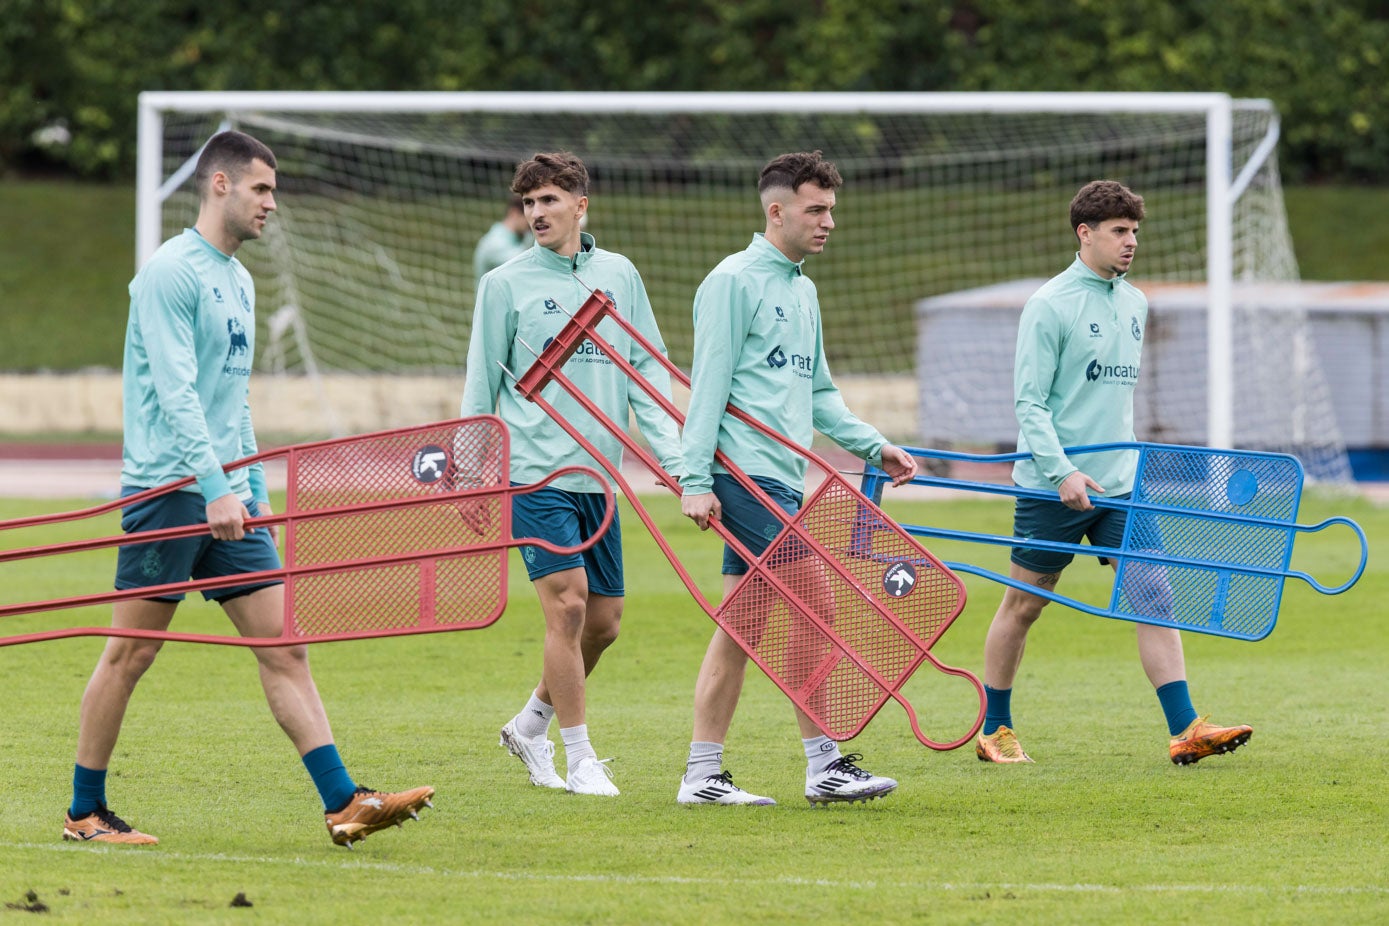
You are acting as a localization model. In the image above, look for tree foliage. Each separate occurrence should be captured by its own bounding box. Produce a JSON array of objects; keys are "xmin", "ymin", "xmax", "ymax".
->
[{"xmin": 4, "ymin": 0, "xmax": 1386, "ymax": 180}]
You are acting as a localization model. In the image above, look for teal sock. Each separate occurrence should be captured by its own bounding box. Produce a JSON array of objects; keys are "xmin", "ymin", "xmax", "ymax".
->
[
  {"xmin": 302, "ymin": 744, "xmax": 357, "ymax": 812},
  {"xmin": 1156, "ymin": 680, "xmax": 1199, "ymax": 736},
  {"xmin": 70, "ymin": 764, "xmax": 107, "ymax": 818},
  {"xmin": 983, "ymin": 685, "xmax": 1013, "ymax": 735}
]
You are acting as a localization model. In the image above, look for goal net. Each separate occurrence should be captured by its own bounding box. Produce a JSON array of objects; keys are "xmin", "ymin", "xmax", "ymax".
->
[{"xmin": 137, "ymin": 92, "xmax": 1351, "ymax": 481}]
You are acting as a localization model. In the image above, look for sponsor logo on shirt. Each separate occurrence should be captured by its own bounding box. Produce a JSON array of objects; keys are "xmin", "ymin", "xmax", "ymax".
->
[
  {"xmin": 212, "ymin": 286, "xmax": 224, "ymax": 303},
  {"xmin": 1089, "ymin": 322, "xmax": 1103, "ymax": 339},
  {"xmin": 543, "ymin": 298, "xmax": 564, "ymax": 315},
  {"xmin": 1086, "ymin": 358, "xmax": 1140, "ymax": 386},
  {"xmin": 774, "ymin": 305, "xmax": 787, "ymax": 322},
  {"xmin": 766, "ymin": 345, "xmax": 813, "ymax": 378},
  {"xmin": 227, "ymin": 318, "xmax": 249, "ymax": 357},
  {"xmin": 223, "ymin": 319, "xmax": 252, "ymax": 376},
  {"xmin": 540, "ymin": 336, "xmax": 612, "ymax": 366},
  {"xmin": 1131, "ymin": 316, "xmax": 1142, "ymax": 341},
  {"xmin": 239, "ymin": 287, "xmax": 252, "ymax": 313}
]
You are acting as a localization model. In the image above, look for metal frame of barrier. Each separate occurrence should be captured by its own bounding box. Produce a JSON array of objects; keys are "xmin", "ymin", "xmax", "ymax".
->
[
  {"xmin": 861, "ymin": 443, "xmax": 1367, "ymax": 641},
  {"xmin": 507, "ymin": 287, "xmax": 983, "ymax": 749},
  {"xmin": 0, "ymin": 416, "xmax": 614, "ymax": 647}
]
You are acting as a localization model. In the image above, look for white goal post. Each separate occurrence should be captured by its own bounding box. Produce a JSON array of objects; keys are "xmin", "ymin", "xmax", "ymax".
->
[{"xmin": 135, "ymin": 91, "xmax": 1349, "ymax": 479}]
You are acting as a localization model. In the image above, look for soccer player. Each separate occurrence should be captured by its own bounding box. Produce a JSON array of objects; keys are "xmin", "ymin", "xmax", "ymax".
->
[
  {"xmin": 472, "ymin": 193, "xmax": 532, "ymax": 283},
  {"xmin": 973, "ymin": 179, "xmax": 1253, "ymax": 766},
  {"xmin": 460, "ymin": 151, "xmax": 681, "ymax": 796},
  {"xmin": 676, "ymin": 151, "xmax": 919, "ymax": 806},
  {"xmin": 62, "ymin": 131, "xmax": 434, "ymax": 848}
]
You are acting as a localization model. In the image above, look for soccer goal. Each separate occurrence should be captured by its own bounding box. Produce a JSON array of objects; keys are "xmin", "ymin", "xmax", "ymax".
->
[{"xmin": 135, "ymin": 91, "xmax": 1350, "ymax": 480}]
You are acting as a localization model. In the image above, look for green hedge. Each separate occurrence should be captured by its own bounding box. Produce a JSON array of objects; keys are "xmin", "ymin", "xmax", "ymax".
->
[{"xmin": 4, "ymin": 0, "xmax": 1387, "ymax": 182}]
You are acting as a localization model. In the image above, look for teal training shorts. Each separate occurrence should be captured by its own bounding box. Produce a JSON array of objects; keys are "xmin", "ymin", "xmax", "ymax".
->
[
  {"xmin": 1010, "ymin": 492, "xmax": 1131, "ymax": 574},
  {"xmin": 511, "ymin": 484, "xmax": 624, "ymax": 596},
  {"xmin": 114, "ymin": 486, "xmax": 281, "ymax": 603}
]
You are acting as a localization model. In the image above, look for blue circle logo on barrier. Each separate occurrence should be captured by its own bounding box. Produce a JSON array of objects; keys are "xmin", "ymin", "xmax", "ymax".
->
[{"xmin": 1226, "ymin": 469, "xmax": 1259, "ymax": 507}]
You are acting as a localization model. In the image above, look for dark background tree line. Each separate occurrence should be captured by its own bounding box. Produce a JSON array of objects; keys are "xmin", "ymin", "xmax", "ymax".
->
[{"xmin": 3, "ymin": 0, "xmax": 1386, "ymax": 182}]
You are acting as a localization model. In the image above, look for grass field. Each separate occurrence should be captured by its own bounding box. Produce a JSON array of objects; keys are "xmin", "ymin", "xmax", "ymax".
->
[{"xmin": 0, "ymin": 490, "xmax": 1383, "ymax": 924}]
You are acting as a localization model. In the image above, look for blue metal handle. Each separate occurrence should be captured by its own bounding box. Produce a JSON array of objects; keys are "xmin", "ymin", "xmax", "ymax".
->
[
  {"xmin": 1286, "ymin": 516, "xmax": 1368, "ymax": 594},
  {"xmin": 861, "ymin": 441, "xmax": 1361, "ymax": 602},
  {"xmin": 932, "ymin": 560, "xmax": 1277, "ymax": 637}
]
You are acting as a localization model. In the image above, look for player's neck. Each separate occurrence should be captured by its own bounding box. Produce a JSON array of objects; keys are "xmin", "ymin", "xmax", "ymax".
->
[
  {"xmin": 548, "ymin": 232, "xmax": 583, "ymax": 259},
  {"xmin": 194, "ymin": 216, "xmax": 241, "ymax": 257},
  {"xmin": 1078, "ymin": 251, "xmax": 1118, "ymax": 280},
  {"xmin": 763, "ymin": 228, "xmax": 806, "ymax": 264}
]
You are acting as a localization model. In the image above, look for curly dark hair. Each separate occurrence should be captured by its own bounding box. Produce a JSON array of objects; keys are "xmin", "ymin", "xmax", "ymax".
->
[
  {"xmin": 512, "ymin": 151, "xmax": 589, "ymax": 197},
  {"xmin": 758, "ymin": 150, "xmax": 843, "ymax": 195},
  {"xmin": 1070, "ymin": 180, "xmax": 1145, "ymax": 232}
]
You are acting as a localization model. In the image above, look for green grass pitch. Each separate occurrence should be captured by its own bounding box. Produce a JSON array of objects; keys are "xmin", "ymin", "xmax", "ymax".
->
[{"xmin": 0, "ymin": 491, "xmax": 1384, "ymax": 924}]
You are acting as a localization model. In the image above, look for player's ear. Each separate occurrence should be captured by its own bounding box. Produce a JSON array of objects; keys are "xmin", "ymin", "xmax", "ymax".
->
[{"xmin": 576, "ymin": 195, "xmax": 588, "ymax": 219}]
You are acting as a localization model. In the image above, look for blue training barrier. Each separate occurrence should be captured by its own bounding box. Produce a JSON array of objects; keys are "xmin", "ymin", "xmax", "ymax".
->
[{"xmin": 860, "ymin": 443, "xmax": 1367, "ymax": 641}]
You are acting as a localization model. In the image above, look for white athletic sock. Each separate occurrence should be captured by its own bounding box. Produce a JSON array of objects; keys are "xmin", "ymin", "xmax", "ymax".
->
[
  {"xmin": 560, "ymin": 724, "xmax": 597, "ymax": 767},
  {"xmin": 514, "ymin": 691, "xmax": 554, "ymax": 739},
  {"xmin": 684, "ymin": 741, "xmax": 724, "ymax": 784},
  {"xmin": 803, "ymin": 735, "xmax": 842, "ymax": 776}
]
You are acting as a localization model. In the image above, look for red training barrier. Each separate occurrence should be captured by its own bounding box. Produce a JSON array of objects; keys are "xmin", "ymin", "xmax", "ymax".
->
[
  {"xmin": 508, "ymin": 289, "xmax": 982, "ymax": 749},
  {"xmin": 0, "ymin": 416, "xmax": 612, "ymax": 648}
]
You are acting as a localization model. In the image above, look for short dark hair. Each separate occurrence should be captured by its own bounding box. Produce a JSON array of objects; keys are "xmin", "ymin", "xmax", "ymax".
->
[
  {"xmin": 1070, "ymin": 180, "xmax": 1145, "ymax": 232},
  {"xmin": 505, "ymin": 193, "xmax": 524, "ymax": 213},
  {"xmin": 194, "ymin": 131, "xmax": 276, "ymax": 200},
  {"xmin": 758, "ymin": 150, "xmax": 843, "ymax": 195},
  {"xmin": 512, "ymin": 152, "xmax": 589, "ymax": 197}
]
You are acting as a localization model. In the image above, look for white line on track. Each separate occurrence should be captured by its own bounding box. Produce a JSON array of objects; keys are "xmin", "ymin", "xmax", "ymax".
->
[{"xmin": 3, "ymin": 842, "xmax": 1385, "ymax": 896}]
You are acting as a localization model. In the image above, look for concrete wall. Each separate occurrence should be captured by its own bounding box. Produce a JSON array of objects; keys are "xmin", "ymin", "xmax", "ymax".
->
[{"xmin": 0, "ymin": 373, "xmax": 918, "ymax": 444}]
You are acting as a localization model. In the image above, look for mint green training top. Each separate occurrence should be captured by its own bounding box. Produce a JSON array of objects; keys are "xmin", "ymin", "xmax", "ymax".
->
[
  {"xmin": 121, "ymin": 228, "xmax": 266, "ymax": 505},
  {"xmin": 472, "ymin": 221, "xmax": 531, "ymax": 285},
  {"xmin": 1012, "ymin": 255, "xmax": 1146, "ymax": 495},
  {"xmin": 460, "ymin": 232, "xmax": 682, "ymax": 492},
  {"xmin": 681, "ymin": 234, "xmax": 886, "ymax": 497}
]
